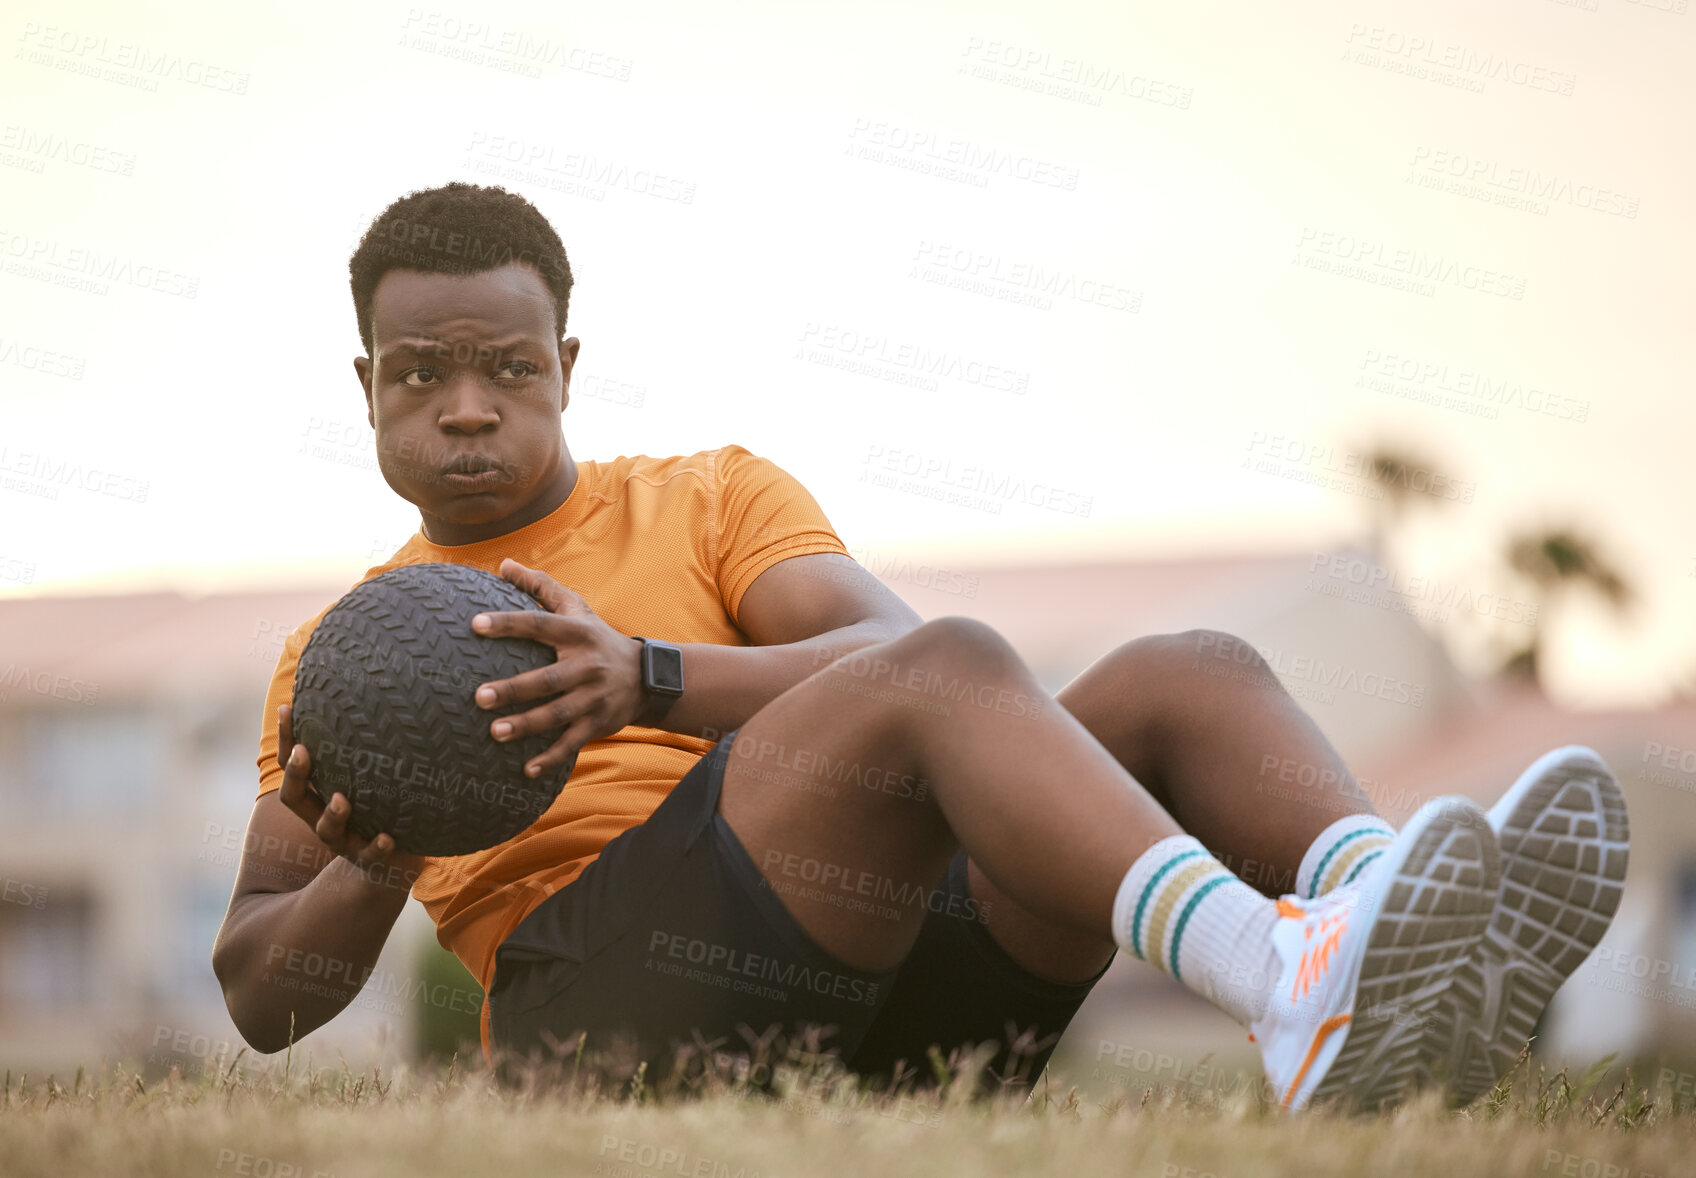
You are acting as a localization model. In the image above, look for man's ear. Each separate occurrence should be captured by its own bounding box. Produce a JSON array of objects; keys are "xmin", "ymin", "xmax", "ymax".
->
[
  {"xmin": 355, "ymin": 355, "xmax": 374, "ymax": 428},
  {"xmin": 558, "ymin": 336, "xmax": 581, "ymax": 413}
]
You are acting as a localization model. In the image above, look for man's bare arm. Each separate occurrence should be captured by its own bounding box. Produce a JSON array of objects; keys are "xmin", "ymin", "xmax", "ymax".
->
[
  {"xmin": 656, "ymin": 551, "xmax": 924, "ymax": 739},
  {"xmin": 212, "ymin": 711, "xmax": 424, "ymax": 1053},
  {"xmin": 474, "ymin": 553, "xmax": 925, "ymax": 771}
]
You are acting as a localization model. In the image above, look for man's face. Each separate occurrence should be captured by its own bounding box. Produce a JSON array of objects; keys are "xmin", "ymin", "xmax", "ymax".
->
[{"xmin": 355, "ymin": 263, "xmax": 579, "ymax": 541}]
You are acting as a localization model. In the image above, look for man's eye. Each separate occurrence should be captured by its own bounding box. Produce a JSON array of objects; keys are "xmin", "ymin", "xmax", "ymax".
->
[
  {"xmin": 401, "ymin": 368, "xmax": 439, "ymax": 387},
  {"xmin": 499, "ymin": 362, "xmax": 535, "ymax": 379}
]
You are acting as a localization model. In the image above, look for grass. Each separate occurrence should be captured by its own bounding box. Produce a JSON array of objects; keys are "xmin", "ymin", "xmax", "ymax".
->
[{"xmin": 0, "ymin": 1045, "xmax": 1689, "ymax": 1178}]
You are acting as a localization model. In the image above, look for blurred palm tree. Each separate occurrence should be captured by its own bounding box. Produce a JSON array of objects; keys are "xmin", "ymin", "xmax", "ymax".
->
[
  {"xmin": 1361, "ymin": 444, "xmax": 1454, "ymax": 558},
  {"xmin": 1500, "ymin": 529, "xmax": 1634, "ymax": 684}
]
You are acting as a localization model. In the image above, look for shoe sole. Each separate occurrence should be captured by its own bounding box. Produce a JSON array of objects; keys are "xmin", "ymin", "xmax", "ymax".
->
[
  {"xmin": 1301, "ymin": 798, "xmax": 1498, "ymax": 1112},
  {"xmin": 1418, "ymin": 746, "xmax": 1630, "ymax": 1106}
]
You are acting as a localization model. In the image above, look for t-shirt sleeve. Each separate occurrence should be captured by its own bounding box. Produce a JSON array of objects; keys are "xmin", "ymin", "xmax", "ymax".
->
[
  {"xmin": 255, "ymin": 608, "xmax": 329, "ymax": 799},
  {"xmin": 713, "ymin": 445, "xmax": 849, "ymax": 625}
]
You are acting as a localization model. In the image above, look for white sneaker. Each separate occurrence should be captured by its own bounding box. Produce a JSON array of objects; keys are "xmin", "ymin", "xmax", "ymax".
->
[
  {"xmin": 1252, "ymin": 796, "xmax": 1498, "ymax": 1112},
  {"xmin": 1415, "ymin": 746, "xmax": 1630, "ymax": 1106}
]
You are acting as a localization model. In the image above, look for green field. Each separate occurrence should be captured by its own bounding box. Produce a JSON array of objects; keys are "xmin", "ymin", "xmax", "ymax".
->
[{"xmin": 0, "ymin": 1048, "xmax": 1689, "ymax": 1178}]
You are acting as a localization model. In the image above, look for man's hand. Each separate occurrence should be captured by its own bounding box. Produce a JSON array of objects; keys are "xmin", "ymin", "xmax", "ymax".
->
[
  {"xmin": 472, "ymin": 558, "xmax": 648, "ymax": 778},
  {"xmin": 275, "ymin": 703, "xmax": 426, "ymax": 884}
]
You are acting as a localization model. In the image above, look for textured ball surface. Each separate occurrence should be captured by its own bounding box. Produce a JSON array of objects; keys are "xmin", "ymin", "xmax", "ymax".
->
[{"xmin": 291, "ymin": 562, "xmax": 574, "ymax": 856}]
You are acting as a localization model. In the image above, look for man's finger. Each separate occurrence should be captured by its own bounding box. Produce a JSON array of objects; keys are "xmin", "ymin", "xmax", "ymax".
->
[
  {"xmin": 488, "ymin": 690, "xmax": 581, "ymax": 743},
  {"xmin": 498, "ymin": 558, "xmax": 589, "ymax": 616},
  {"xmin": 523, "ymin": 726, "xmax": 586, "ymax": 778},
  {"xmin": 316, "ymin": 791, "xmax": 352, "ymax": 847},
  {"xmin": 277, "ymin": 704, "xmax": 295, "ymax": 772},
  {"xmin": 472, "ymin": 608, "xmax": 588, "ymax": 645},
  {"xmin": 476, "ymin": 659, "xmax": 589, "ymax": 710},
  {"xmin": 279, "ymin": 743, "xmax": 326, "ymax": 829}
]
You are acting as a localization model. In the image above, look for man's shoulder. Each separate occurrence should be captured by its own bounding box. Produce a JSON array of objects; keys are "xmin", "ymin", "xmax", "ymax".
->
[{"xmin": 593, "ymin": 445, "xmax": 763, "ymax": 489}]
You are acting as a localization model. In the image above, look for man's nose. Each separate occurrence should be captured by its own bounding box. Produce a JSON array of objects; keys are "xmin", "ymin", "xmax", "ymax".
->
[{"xmin": 437, "ymin": 372, "xmax": 500, "ymax": 434}]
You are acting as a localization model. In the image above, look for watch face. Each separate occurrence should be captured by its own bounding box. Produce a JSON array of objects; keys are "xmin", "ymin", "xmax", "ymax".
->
[{"xmin": 647, "ymin": 642, "xmax": 684, "ymax": 694}]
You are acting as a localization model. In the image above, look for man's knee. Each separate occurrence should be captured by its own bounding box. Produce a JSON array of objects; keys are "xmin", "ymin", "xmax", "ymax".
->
[
  {"xmin": 1170, "ymin": 628, "xmax": 1269, "ymax": 676},
  {"xmin": 889, "ymin": 615, "xmax": 1020, "ymax": 679},
  {"xmin": 1097, "ymin": 629, "xmax": 1268, "ymax": 680}
]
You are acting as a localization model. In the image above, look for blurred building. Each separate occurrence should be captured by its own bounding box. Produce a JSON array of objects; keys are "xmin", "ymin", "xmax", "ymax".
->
[{"xmin": 0, "ymin": 547, "xmax": 1690, "ymax": 1081}]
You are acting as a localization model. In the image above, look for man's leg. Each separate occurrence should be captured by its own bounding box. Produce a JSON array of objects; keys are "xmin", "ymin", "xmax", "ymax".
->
[
  {"xmin": 966, "ymin": 628, "xmax": 1383, "ymax": 986},
  {"xmin": 716, "ymin": 616, "xmax": 1495, "ymax": 1112},
  {"xmin": 716, "ymin": 616, "xmax": 1182, "ymax": 975},
  {"xmin": 847, "ymin": 627, "xmax": 1389, "ymax": 1090}
]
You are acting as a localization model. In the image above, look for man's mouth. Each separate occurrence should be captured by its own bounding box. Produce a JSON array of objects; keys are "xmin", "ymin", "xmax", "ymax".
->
[{"xmin": 440, "ymin": 455, "xmax": 507, "ymax": 488}]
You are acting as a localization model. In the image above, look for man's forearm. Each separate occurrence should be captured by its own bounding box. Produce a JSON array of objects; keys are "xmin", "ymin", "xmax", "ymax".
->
[
  {"xmin": 213, "ymin": 854, "xmax": 415, "ymax": 1052},
  {"xmin": 654, "ymin": 618, "xmax": 915, "ymax": 741}
]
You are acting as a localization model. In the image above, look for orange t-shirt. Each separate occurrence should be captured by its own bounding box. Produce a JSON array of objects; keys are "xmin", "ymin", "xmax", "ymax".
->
[{"xmin": 255, "ymin": 445, "xmax": 849, "ymax": 1054}]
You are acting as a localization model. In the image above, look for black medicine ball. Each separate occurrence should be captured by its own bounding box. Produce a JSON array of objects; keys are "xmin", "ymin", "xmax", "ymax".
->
[{"xmin": 291, "ymin": 562, "xmax": 575, "ymax": 856}]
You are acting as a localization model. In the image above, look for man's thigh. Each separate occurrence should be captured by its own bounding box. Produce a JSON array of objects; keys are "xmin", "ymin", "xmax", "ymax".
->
[
  {"xmin": 489, "ymin": 731, "xmax": 899, "ymax": 1080},
  {"xmin": 714, "ymin": 657, "xmax": 959, "ymax": 973},
  {"xmin": 845, "ymin": 849, "xmax": 1111, "ymax": 1091}
]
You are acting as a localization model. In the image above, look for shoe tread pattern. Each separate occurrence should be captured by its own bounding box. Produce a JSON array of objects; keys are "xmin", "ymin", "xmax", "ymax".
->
[{"xmin": 1425, "ymin": 751, "xmax": 1628, "ymax": 1107}]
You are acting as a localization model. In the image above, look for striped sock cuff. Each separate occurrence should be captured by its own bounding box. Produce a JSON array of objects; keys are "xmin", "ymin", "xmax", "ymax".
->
[
  {"xmin": 1296, "ymin": 813, "xmax": 1396, "ymax": 899},
  {"xmin": 1113, "ymin": 835, "xmax": 1241, "ymax": 977}
]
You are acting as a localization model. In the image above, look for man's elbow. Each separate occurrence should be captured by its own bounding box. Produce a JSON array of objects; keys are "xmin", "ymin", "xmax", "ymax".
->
[{"xmin": 211, "ymin": 939, "xmax": 290, "ymax": 1055}]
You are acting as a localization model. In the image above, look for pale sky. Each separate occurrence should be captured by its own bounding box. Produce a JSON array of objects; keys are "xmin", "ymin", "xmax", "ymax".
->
[{"xmin": 2, "ymin": 0, "xmax": 1691, "ymax": 706}]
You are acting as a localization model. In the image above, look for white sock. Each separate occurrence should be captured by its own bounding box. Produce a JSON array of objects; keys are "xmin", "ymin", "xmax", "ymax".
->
[
  {"xmin": 1296, "ymin": 814, "xmax": 1396, "ymax": 899},
  {"xmin": 1113, "ymin": 835, "xmax": 1282, "ymax": 1026}
]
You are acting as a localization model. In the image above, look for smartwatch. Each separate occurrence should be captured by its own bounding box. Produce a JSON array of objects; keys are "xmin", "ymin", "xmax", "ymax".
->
[{"xmin": 631, "ymin": 636, "xmax": 684, "ymax": 726}]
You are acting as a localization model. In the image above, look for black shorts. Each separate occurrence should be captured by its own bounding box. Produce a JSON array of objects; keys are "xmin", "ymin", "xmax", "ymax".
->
[{"xmin": 488, "ymin": 730, "xmax": 1110, "ymax": 1089}]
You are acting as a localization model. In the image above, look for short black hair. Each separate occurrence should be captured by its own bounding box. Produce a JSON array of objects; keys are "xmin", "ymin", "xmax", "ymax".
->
[{"xmin": 348, "ymin": 182, "xmax": 573, "ymax": 354}]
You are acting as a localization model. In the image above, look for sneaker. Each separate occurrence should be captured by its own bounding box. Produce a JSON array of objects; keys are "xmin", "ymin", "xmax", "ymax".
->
[
  {"xmin": 1415, "ymin": 746, "xmax": 1629, "ymax": 1106},
  {"xmin": 1252, "ymin": 796, "xmax": 1498, "ymax": 1112}
]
